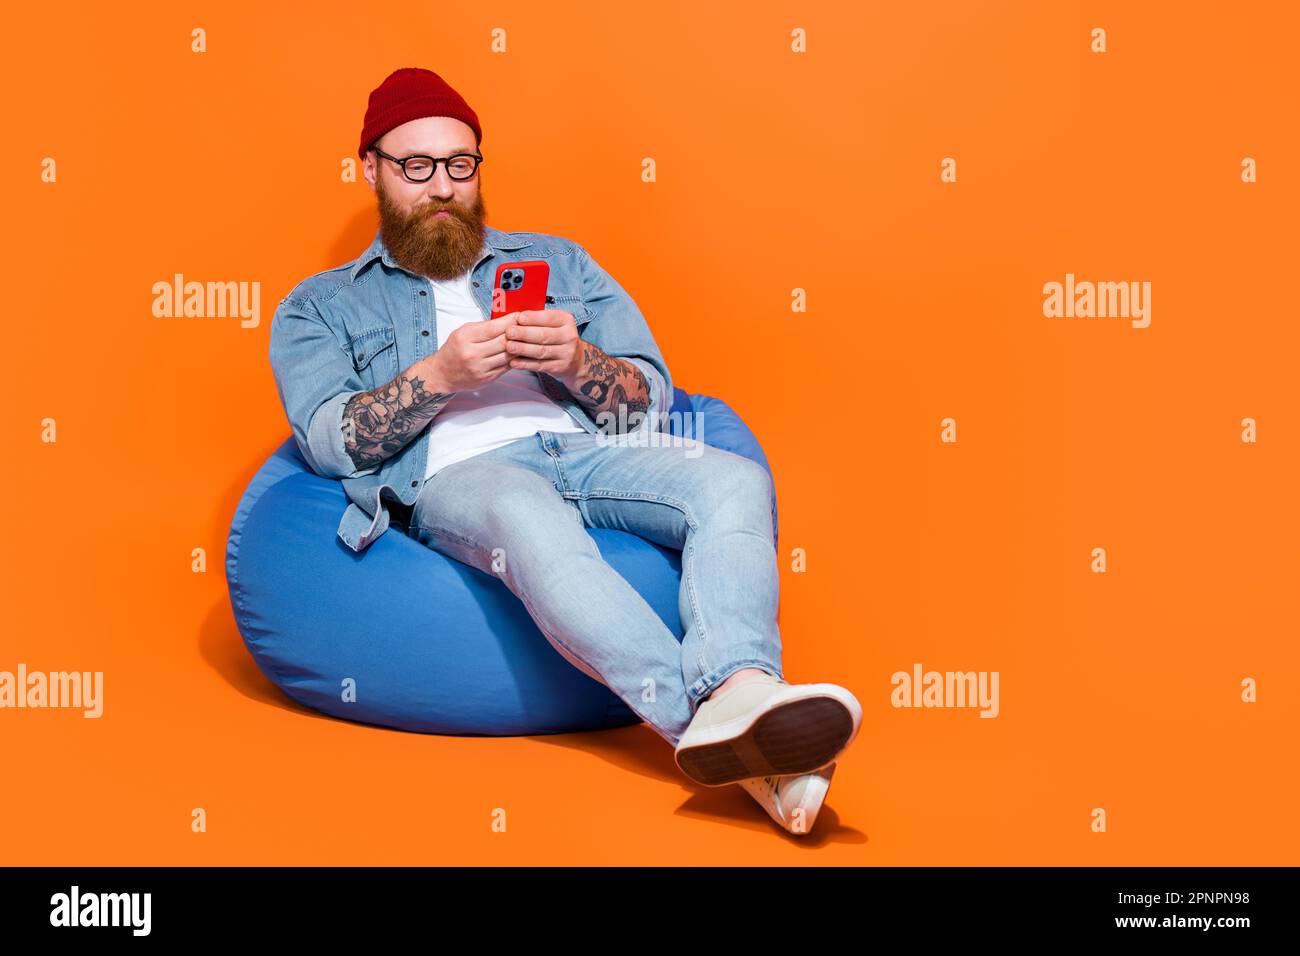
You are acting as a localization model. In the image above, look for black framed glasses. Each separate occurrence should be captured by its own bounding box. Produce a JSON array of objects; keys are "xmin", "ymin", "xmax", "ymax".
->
[{"xmin": 370, "ymin": 146, "xmax": 484, "ymax": 183}]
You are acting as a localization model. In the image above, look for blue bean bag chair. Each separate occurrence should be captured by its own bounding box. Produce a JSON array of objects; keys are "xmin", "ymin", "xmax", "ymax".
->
[{"xmin": 226, "ymin": 386, "xmax": 778, "ymax": 736}]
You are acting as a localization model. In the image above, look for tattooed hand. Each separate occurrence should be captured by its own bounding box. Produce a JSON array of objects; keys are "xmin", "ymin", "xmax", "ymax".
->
[
  {"xmin": 502, "ymin": 308, "xmax": 584, "ymax": 381},
  {"xmin": 504, "ymin": 308, "xmax": 650, "ymax": 428},
  {"xmin": 430, "ymin": 313, "xmax": 518, "ymax": 392}
]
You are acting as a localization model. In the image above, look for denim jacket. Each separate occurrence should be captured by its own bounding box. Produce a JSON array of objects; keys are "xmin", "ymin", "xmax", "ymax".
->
[{"xmin": 267, "ymin": 226, "xmax": 673, "ymax": 554}]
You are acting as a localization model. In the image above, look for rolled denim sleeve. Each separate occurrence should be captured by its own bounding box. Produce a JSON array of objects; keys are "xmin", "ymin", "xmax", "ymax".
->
[
  {"xmin": 306, "ymin": 387, "xmax": 374, "ymax": 478},
  {"xmin": 268, "ymin": 294, "xmax": 379, "ymax": 480},
  {"xmin": 574, "ymin": 241, "xmax": 673, "ymax": 433},
  {"xmin": 623, "ymin": 356, "xmax": 668, "ymax": 432}
]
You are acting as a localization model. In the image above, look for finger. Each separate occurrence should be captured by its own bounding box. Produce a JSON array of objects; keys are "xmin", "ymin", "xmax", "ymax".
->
[
  {"xmin": 506, "ymin": 338, "xmax": 547, "ymax": 359},
  {"xmin": 517, "ymin": 309, "xmax": 567, "ymax": 327},
  {"xmin": 510, "ymin": 353, "xmax": 569, "ymax": 370},
  {"xmin": 461, "ymin": 333, "xmax": 511, "ymax": 365},
  {"xmin": 465, "ymin": 323, "xmax": 518, "ymax": 354},
  {"xmin": 467, "ymin": 314, "xmax": 518, "ymax": 341},
  {"xmin": 506, "ymin": 323, "xmax": 558, "ymax": 344},
  {"xmin": 479, "ymin": 331, "xmax": 516, "ymax": 356}
]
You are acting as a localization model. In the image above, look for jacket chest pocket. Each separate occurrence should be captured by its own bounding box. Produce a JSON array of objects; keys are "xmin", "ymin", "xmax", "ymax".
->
[{"xmin": 342, "ymin": 325, "xmax": 398, "ymax": 386}]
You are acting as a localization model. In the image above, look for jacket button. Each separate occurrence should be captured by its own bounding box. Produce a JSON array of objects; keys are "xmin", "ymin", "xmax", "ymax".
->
[
  {"xmin": 410, "ymin": 480, "xmax": 418, "ymax": 487},
  {"xmin": 421, "ymin": 329, "xmax": 429, "ymax": 336},
  {"xmin": 357, "ymin": 352, "xmax": 365, "ymax": 360},
  {"xmin": 472, "ymin": 281, "xmax": 479, "ymax": 287},
  {"xmin": 419, "ymin": 290, "xmax": 427, "ymax": 296}
]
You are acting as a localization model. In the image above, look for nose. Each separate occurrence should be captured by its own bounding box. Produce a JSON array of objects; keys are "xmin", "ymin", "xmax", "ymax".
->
[{"xmin": 424, "ymin": 164, "xmax": 457, "ymax": 199}]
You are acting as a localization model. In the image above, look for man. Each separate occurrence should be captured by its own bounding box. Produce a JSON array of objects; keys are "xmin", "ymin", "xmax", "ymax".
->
[{"xmin": 268, "ymin": 67, "xmax": 863, "ymax": 835}]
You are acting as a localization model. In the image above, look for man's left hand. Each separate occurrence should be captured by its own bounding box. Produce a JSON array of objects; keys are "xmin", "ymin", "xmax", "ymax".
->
[{"xmin": 503, "ymin": 309, "xmax": 584, "ymax": 386}]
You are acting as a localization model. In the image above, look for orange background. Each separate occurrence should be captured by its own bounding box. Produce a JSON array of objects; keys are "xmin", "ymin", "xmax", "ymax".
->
[{"xmin": 3, "ymin": 0, "xmax": 1296, "ymax": 864}]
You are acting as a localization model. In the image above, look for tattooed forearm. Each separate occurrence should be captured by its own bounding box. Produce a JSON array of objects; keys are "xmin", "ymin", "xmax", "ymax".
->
[
  {"xmin": 340, "ymin": 366, "xmax": 455, "ymax": 472},
  {"xmin": 565, "ymin": 341, "xmax": 651, "ymax": 429}
]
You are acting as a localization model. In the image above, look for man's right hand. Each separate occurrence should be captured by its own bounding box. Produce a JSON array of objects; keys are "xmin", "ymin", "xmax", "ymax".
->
[{"xmin": 428, "ymin": 313, "xmax": 519, "ymax": 392}]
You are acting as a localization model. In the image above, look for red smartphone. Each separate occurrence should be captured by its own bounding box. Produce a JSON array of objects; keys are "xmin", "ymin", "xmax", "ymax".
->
[{"xmin": 489, "ymin": 260, "xmax": 551, "ymax": 320}]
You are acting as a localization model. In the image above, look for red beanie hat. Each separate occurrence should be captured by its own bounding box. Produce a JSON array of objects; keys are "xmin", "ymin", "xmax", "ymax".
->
[{"xmin": 358, "ymin": 67, "xmax": 482, "ymax": 160}]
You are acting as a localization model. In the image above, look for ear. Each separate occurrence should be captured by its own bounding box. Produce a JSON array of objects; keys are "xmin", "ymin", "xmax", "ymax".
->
[{"xmin": 361, "ymin": 151, "xmax": 380, "ymax": 190}]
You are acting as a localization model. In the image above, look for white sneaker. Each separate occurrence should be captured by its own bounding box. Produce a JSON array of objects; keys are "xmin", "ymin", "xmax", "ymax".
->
[
  {"xmin": 674, "ymin": 673, "xmax": 862, "ymax": 786},
  {"xmin": 739, "ymin": 763, "xmax": 836, "ymax": 835}
]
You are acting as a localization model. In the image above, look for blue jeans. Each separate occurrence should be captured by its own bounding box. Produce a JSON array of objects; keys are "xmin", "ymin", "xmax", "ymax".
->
[{"xmin": 408, "ymin": 428, "xmax": 785, "ymax": 747}]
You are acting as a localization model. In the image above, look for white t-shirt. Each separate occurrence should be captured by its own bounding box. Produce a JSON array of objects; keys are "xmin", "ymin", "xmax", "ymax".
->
[{"xmin": 422, "ymin": 272, "xmax": 586, "ymax": 480}]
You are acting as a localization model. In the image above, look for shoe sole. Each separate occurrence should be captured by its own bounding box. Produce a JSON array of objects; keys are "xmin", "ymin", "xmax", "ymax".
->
[{"xmin": 676, "ymin": 695, "xmax": 856, "ymax": 787}]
